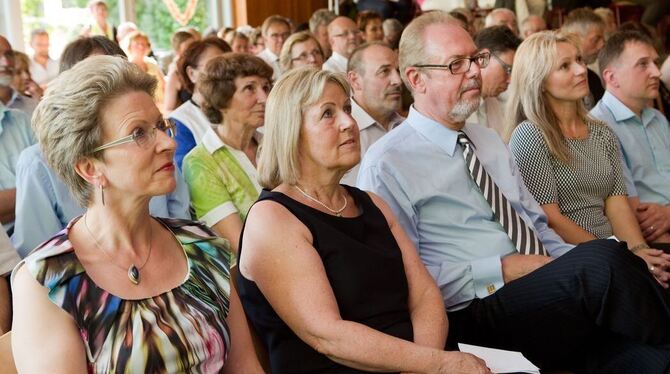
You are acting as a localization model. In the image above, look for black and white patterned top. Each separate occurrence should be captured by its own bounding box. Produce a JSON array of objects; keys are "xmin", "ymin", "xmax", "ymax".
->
[{"xmin": 509, "ymin": 120, "xmax": 628, "ymax": 239}]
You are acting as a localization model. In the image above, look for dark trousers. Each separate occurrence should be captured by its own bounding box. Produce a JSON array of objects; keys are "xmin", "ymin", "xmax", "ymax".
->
[{"xmin": 445, "ymin": 240, "xmax": 670, "ymax": 373}]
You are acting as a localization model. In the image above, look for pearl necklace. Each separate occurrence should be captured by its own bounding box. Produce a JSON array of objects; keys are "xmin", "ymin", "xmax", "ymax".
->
[
  {"xmin": 83, "ymin": 213, "xmax": 153, "ymax": 285},
  {"xmin": 294, "ymin": 185, "xmax": 348, "ymax": 217}
]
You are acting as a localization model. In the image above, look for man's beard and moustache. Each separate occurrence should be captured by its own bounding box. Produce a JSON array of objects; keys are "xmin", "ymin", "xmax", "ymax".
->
[{"xmin": 447, "ymin": 78, "xmax": 481, "ymax": 123}]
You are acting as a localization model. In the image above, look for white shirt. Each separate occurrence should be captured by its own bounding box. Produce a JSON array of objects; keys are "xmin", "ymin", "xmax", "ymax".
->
[
  {"xmin": 29, "ymin": 57, "xmax": 59, "ymax": 87},
  {"xmin": 322, "ymin": 52, "xmax": 348, "ymax": 74},
  {"xmin": 341, "ymin": 99, "xmax": 404, "ymax": 185},
  {"xmin": 257, "ymin": 48, "xmax": 281, "ymax": 81}
]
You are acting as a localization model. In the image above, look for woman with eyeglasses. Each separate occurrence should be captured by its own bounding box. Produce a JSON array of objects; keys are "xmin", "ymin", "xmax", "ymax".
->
[
  {"xmin": 11, "ymin": 56, "xmax": 262, "ymax": 373},
  {"xmin": 504, "ymin": 31, "xmax": 670, "ymax": 286},
  {"xmin": 279, "ymin": 31, "xmax": 325, "ymax": 73},
  {"xmin": 182, "ymin": 53, "xmax": 272, "ymax": 255}
]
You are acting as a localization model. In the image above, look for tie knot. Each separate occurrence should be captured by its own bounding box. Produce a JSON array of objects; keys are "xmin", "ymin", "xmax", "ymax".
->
[{"xmin": 457, "ymin": 131, "xmax": 472, "ymax": 147}]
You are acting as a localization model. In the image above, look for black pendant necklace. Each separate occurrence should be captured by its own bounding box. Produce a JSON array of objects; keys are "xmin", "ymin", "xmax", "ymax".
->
[{"xmin": 83, "ymin": 213, "xmax": 153, "ymax": 285}]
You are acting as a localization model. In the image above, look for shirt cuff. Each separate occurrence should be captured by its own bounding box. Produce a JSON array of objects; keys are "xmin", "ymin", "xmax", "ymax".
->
[
  {"xmin": 200, "ymin": 201, "xmax": 238, "ymax": 228},
  {"xmin": 471, "ymin": 255, "xmax": 505, "ymax": 298}
]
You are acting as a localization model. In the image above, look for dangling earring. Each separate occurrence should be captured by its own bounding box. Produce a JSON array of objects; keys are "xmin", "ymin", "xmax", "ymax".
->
[{"xmin": 100, "ymin": 184, "xmax": 105, "ymax": 206}]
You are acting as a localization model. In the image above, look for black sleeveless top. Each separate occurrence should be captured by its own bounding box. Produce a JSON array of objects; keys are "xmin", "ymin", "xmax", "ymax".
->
[{"xmin": 237, "ymin": 185, "xmax": 413, "ymax": 373}]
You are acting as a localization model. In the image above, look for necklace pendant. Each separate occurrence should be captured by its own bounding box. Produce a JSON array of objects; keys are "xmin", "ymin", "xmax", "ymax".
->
[{"xmin": 128, "ymin": 265, "xmax": 140, "ymax": 285}]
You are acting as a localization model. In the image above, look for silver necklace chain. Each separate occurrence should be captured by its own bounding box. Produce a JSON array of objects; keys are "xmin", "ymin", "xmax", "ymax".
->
[
  {"xmin": 294, "ymin": 185, "xmax": 348, "ymax": 217},
  {"xmin": 82, "ymin": 213, "xmax": 153, "ymax": 284}
]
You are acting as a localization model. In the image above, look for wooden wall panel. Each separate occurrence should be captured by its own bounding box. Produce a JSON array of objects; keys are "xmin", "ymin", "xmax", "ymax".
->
[{"xmin": 233, "ymin": 0, "xmax": 329, "ymax": 28}]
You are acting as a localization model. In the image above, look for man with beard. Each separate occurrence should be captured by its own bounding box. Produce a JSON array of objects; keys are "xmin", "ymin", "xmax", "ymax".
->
[
  {"xmin": 341, "ymin": 42, "xmax": 404, "ymax": 185},
  {"xmin": 358, "ymin": 12, "xmax": 670, "ymax": 372},
  {"xmin": 323, "ymin": 17, "xmax": 361, "ymax": 74}
]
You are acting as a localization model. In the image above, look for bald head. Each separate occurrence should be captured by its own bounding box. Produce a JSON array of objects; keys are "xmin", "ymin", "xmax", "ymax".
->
[
  {"xmin": 485, "ymin": 8, "xmax": 519, "ymax": 36},
  {"xmin": 328, "ymin": 16, "xmax": 360, "ymax": 57},
  {"xmin": 521, "ymin": 15, "xmax": 546, "ymax": 39}
]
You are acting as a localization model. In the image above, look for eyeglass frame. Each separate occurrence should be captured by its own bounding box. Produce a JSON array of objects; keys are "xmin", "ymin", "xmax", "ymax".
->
[
  {"xmin": 331, "ymin": 30, "xmax": 361, "ymax": 39},
  {"xmin": 291, "ymin": 49, "xmax": 324, "ymax": 62},
  {"xmin": 413, "ymin": 51, "xmax": 491, "ymax": 75},
  {"xmin": 90, "ymin": 118, "xmax": 177, "ymax": 154},
  {"xmin": 491, "ymin": 52, "xmax": 512, "ymax": 76}
]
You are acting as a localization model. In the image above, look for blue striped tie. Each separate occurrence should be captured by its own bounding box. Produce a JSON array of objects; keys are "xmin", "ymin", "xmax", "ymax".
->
[{"xmin": 457, "ymin": 131, "xmax": 547, "ymax": 256}]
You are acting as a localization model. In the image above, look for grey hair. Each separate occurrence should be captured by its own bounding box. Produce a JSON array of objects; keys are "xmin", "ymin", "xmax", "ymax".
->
[
  {"xmin": 309, "ymin": 9, "xmax": 337, "ymax": 33},
  {"xmin": 258, "ymin": 67, "xmax": 350, "ymax": 189},
  {"xmin": 32, "ymin": 55, "xmax": 157, "ymax": 206},
  {"xmin": 485, "ymin": 8, "xmax": 516, "ymax": 27}
]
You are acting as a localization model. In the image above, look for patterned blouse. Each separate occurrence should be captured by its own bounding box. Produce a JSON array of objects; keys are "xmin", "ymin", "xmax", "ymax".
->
[
  {"xmin": 182, "ymin": 127, "xmax": 262, "ymax": 228},
  {"xmin": 509, "ymin": 120, "xmax": 627, "ymax": 239},
  {"xmin": 19, "ymin": 217, "xmax": 233, "ymax": 373}
]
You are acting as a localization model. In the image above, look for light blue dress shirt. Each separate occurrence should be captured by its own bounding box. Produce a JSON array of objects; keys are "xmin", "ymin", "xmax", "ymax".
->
[
  {"xmin": 590, "ymin": 91, "xmax": 670, "ymax": 205},
  {"xmin": 11, "ymin": 144, "xmax": 192, "ymax": 258},
  {"xmin": 0, "ymin": 105, "xmax": 35, "ymax": 233},
  {"xmin": 357, "ymin": 106, "xmax": 573, "ymax": 311}
]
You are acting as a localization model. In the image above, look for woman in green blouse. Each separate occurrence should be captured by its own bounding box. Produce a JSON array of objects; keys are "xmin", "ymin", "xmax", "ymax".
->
[{"xmin": 183, "ymin": 53, "xmax": 273, "ymax": 254}]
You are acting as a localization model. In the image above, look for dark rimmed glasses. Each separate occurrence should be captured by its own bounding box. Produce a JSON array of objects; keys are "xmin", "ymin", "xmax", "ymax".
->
[
  {"xmin": 91, "ymin": 118, "xmax": 176, "ymax": 153},
  {"xmin": 491, "ymin": 53, "xmax": 512, "ymax": 76},
  {"xmin": 413, "ymin": 51, "xmax": 491, "ymax": 75}
]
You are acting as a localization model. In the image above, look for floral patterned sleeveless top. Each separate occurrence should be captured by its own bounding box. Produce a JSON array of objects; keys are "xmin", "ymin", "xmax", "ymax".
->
[{"xmin": 20, "ymin": 217, "xmax": 232, "ymax": 373}]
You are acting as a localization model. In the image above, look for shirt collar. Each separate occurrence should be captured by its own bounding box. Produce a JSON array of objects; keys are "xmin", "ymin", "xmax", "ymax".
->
[
  {"xmin": 351, "ymin": 98, "xmax": 404, "ymax": 132},
  {"xmin": 406, "ymin": 106, "xmax": 459, "ymax": 156},
  {"xmin": 201, "ymin": 126, "xmax": 263, "ymax": 155},
  {"xmin": 602, "ymin": 90, "xmax": 657, "ymax": 127},
  {"xmin": 262, "ymin": 48, "xmax": 278, "ymax": 61},
  {"xmin": 331, "ymin": 52, "xmax": 348, "ymax": 64},
  {"xmin": 7, "ymin": 89, "xmax": 19, "ymax": 108}
]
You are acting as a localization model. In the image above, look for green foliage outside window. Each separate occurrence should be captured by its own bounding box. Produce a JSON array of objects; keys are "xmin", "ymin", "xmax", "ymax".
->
[{"xmin": 135, "ymin": 0, "xmax": 209, "ymax": 51}]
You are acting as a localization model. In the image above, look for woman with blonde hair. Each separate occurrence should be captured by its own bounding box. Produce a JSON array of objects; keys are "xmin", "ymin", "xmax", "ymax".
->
[
  {"xmin": 121, "ymin": 31, "xmax": 165, "ymax": 109},
  {"xmin": 279, "ymin": 31, "xmax": 324, "ymax": 73},
  {"xmin": 505, "ymin": 31, "xmax": 670, "ymax": 285},
  {"xmin": 236, "ymin": 67, "xmax": 490, "ymax": 373}
]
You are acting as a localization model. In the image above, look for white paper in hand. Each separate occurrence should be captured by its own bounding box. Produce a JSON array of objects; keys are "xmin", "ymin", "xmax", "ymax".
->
[{"xmin": 458, "ymin": 343, "xmax": 540, "ymax": 374}]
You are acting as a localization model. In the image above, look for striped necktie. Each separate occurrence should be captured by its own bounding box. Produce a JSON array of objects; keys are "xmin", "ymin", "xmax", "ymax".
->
[{"xmin": 457, "ymin": 131, "xmax": 547, "ymax": 256}]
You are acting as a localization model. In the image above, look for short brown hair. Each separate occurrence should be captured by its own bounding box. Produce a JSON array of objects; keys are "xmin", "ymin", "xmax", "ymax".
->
[
  {"xmin": 197, "ymin": 53, "xmax": 273, "ymax": 124},
  {"xmin": 262, "ymin": 15, "xmax": 290, "ymax": 36},
  {"xmin": 598, "ymin": 30, "xmax": 655, "ymax": 74},
  {"xmin": 59, "ymin": 36, "xmax": 126, "ymax": 73},
  {"xmin": 171, "ymin": 30, "xmax": 196, "ymax": 52},
  {"xmin": 357, "ymin": 10, "xmax": 383, "ymax": 32},
  {"xmin": 176, "ymin": 37, "xmax": 231, "ymax": 94}
]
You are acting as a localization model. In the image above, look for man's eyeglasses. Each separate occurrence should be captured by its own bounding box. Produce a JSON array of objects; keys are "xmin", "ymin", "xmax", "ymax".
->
[
  {"xmin": 91, "ymin": 118, "xmax": 176, "ymax": 153},
  {"xmin": 269, "ymin": 32, "xmax": 291, "ymax": 40},
  {"xmin": 491, "ymin": 53, "xmax": 512, "ymax": 76},
  {"xmin": 291, "ymin": 49, "xmax": 323, "ymax": 62},
  {"xmin": 413, "ymin": 51, "xmax": 491, "ymax": 75}
]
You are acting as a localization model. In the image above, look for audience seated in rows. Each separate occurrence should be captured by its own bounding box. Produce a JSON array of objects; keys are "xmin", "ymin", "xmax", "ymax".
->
[
  {"xmin": 358, "ymin": 11, "xmax": 670, "ymax": 372},
  {"xmin": 183, "ymin": 53, "xmax": 271, "ymax": 254}
]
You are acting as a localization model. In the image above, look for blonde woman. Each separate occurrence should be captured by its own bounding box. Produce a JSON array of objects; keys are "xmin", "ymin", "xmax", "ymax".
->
[
  {"xmin": 279, "ymin": 31, "xmax": 324, "ymax": 73},
  {"xmin": 121, "ymin": 31, "xmax": 165, "ymax": 109},
  {"xmin": 236, "ymin": 67, "xmax": 490, "ymax": 373},
  {"xmin": 504, "ymin": 31, "xmax": 670, "ymax": 286}
]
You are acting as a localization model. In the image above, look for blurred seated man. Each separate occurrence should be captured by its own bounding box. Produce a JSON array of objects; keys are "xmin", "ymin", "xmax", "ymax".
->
[
  {"xmin": 323, "ymin": 16, "xmax": 361, "ymax": 74},
  {"xmin": 485, "ymin": 8, "xmax": 519, "ymax": 36},
  {"xmin": 0, "ymin": 36, "xmax": 38, "ymax": 118},
  {"xmin": 467, "ymin": 25, "xmax": 521, "ymax": 137},
  {"xmin": 309, "ymin": 9, "xmax": 337, "ymax": 59},
  {"xmin": 561, "ymin": 8, "xmax": 606, "ymax": 109},
  {"xmin": 591, "ymin": 30, "xmax": 670, "ymax": 247},
  {"xmin": 28, "ymin": 29, "xmax": 59, "ymax": 89},
  {"xmin": 358, "ymin": 12, "xmax": 670, "ymax": 372},
  {"xmin": 520, "ymin": 15, "xmax": 547, "ymax": 39},
  {"xmin": 257, "ymin": 15, "xmax": 291, "ymax": 80},
  {"xmin": 342, "ymin": 42, "xmax": 404, "ymax": 185}
]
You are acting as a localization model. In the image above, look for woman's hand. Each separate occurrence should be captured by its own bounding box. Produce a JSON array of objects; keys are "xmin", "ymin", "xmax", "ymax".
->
[{"xmin": 634, "ymin": 247, "xmax": 670, "ymax": 288}]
